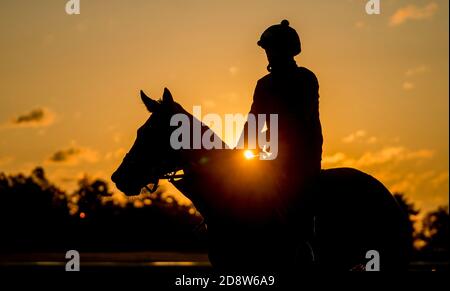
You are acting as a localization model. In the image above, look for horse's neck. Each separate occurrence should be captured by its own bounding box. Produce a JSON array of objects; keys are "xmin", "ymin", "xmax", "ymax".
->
[
  {"xmin": 181, "ymin": 149, "xmax": 228, "ymax": 175},
  {"xmin": 169, "ymin": 109, "xmax": 229, "ymax": 213},
  {"xmin": 170, "ymin": 148, "xmax": 222, "ymax": 219},
  {"xmin": 178, "ymin": 110, "xmax": 227, "ymax": 165}
]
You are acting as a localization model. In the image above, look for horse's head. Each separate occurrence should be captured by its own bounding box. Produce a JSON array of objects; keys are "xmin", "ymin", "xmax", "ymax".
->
[{"xmin": 111, "ymin": 88, "xmax": 185, "ymax": 196}]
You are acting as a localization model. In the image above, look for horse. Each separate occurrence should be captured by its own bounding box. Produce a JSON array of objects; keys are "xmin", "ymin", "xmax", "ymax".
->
[{"xmin": 111, "ymin": 88, "xmax": 412, "ymax": 271}]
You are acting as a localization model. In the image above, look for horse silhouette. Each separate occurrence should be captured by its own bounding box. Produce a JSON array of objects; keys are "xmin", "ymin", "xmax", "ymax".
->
[{"xmin": 111, "ymin": 88, "xmax": 411, "ymax": 271}]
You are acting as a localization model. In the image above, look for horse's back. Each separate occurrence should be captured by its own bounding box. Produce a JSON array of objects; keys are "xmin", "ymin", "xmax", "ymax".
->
[{"xmin": 312, "ymin": 168, "xmax": 412, "ymax": 270}]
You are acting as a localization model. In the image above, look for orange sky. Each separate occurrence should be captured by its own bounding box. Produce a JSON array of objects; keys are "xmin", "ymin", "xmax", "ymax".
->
[{"xmin": 0, "ymin": 0, "xmax": 448, "ymax": 213}]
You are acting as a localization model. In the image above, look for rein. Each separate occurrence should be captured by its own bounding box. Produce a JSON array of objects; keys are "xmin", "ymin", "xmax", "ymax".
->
[
  {"xmin": 144, "ymin": 170, "xmax": 185, "ymax": 193},
  {"xmin": 123, "ymin": 152, "xmax": 185, "ymax": 193}
]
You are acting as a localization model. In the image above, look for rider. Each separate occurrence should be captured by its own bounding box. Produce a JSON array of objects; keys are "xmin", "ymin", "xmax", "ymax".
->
[{"xmin": 239, "ymin": 19, "xmax": 323, "ymax": 240}]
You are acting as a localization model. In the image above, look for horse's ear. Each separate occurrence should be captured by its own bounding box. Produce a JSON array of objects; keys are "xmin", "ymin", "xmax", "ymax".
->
[
  {"xmin": 140, "ymin": 90, "xmax": 159, "ymax": 112},
  {"xmin": 162, "ymin": 87, "xmax": 174, "ymax": 104}
]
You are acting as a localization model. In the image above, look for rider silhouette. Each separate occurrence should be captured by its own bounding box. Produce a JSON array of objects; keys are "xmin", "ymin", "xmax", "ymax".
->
[{"xmin": 240, "ymin": 19, "xmax": 323, "ymax": 225}]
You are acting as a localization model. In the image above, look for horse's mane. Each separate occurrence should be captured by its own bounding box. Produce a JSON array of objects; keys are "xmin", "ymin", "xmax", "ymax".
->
[{"xmin": 173, "ymin": 101, "xmax": 228, "ymax": 150}]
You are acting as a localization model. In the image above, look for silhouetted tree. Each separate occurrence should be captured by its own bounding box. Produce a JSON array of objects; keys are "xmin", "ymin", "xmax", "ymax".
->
[
  {"xmin": 0, "ymin": 167, "xmax": 71, "ymax": 250},
  {"xmin": 419, "ymin": 206, "xmax": 449, "ymax": 253},
  {"xmin": 394, "ymin": 193, "xmax": 420, "ymax": 247},
  {"xmin": 72, "ymin": 176, "xmax": 112, "ymax": 219},
  {"xmin": 0, "ymin": 168, "xmax": 205, "ymax": 251}
]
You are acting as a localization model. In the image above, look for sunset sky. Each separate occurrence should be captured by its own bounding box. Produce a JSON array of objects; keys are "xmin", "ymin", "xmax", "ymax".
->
[{"xmin": 0, "ymin": 0, "xmax": 448, "ymax": 213}]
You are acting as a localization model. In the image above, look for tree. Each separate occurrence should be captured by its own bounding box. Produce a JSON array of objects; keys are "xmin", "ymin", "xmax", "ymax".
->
[
  {"xmin": 393, "ymin": 193, "xmax": 420, "ymax": 247},
  {"xmin": 71, "ymin": 176, "xmax": 112, "ymax": 219},
  {"xmin": 419, "ymin": 206, "xmax": 449, "ymax": 253},
  {"xmin": 0, "ymin": 167, "xmax": 71, "ymax": 249}
]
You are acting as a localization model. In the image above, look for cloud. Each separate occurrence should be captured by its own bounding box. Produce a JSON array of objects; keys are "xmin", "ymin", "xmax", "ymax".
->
[
  {"xmin": 105, "ymin": 148, "xmax": 126, "ymax": 161},
  {"xmin": 342, "ymin": 130, "xmax": 377, "ymax": 144},
  {"xmin": 403, "ymin": 81, "xmax": 415, "ymax": 90},
  {"xmin": 5, "ymin": 107, "xmax": 55, "ymax": 128},
  {"xmin": 342, "ymin": 130, "xmax": 366, "ymax": 143},
  {"xmin": 357, "ymin": 147, "xmax": 433, "ymax": 167},
  {"xmin": 324, "ymin": 132, "xmax": 443, "ymax": 213},
  {"xmin": 322, "ymin": 152, "xmax": 346, "ymax": 165},
  {"xmin": 389, "ymin": 171, "xmax": 435, "ymax": 194},
  {"xmin": 402, "ymin": 66, "xmax": 429, "ymax": 91},
  {"xmin": 47, "ymin": 146, "xmax": 99, "ymax": 166},
  {"xmin": 322, "ymin": 146, "xmax": 438, "ymax": 212},
  {"xmin": 375, "ymin": 169, "xmax": 449, "ymax": 215},
  {"xmin": 390, "ymin": 2, "xmax": 438, "ymax": 26},
  {"xmin": 367, "ymin": 136, "xmax": 378, "ymax": 144},
  {"xmin": 431, "ymin": 171, "xmax": 449, "ymax": 188},
  {"xmin": 406, "ymin": 65, "xmax": 429, "ymax": 77},
  {"xmin": 229, "ymin": 66, "xmax": 239, "ymax": 76},
  {"xmin": 322, "ymin": 146, "xmax": 434, "ymax": 168}
]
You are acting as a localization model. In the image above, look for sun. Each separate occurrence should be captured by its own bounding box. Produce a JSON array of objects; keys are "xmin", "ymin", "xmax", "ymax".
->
[{"xmin": 244, "ymin": 150, "xmax": 256, "ymax": 160}]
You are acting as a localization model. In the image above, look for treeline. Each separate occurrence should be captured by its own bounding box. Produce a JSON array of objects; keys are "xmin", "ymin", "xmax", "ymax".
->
[
  {"xmin": 0, "ymin": 167, "xmax": 447, "ymax": 260},
  {"xmin": 394, "ymin": 193, "xmax": 448, "ymax": 263},
  {"xmin": 0, "ymin": 167, "xmax": 206, "ymax": 252}
]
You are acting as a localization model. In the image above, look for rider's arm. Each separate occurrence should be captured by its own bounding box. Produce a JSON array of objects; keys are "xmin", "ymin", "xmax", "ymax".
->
[{"xmin": 237, "ymin": 80, "xmax": 264, "ymax": 149}]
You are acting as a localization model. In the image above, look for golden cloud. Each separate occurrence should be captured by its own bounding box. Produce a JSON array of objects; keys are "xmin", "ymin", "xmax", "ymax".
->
[
  {"xmin": 104, "ymin": 148, "xmax": 126, "ymax": 161},
  {"xmin": 47, "ymin": 146, "xmax": 99, "ymax": 166},
  {"xmin": 402, "ymin": 81, "xmax": 415, "ymax": 90},
  {"xmin": 342, "ymin": 130, "xmax": 377, "ymax": 144},
  {"xmin": 431, "ymin": 171, "xmax": 449, "ymax": 188},
  {"xmin": 406, "ymin": 65, "xmax": 429, "ymax": 77},
  {"xmin": 322, "ymin": 146, "xmax": 434, "ymax": 168},
  {"xmin": 390, "ymin": 2, "xmax": 438, "ymax": 26},
  {"xmin": 4, "ymin": 107, "xmax": 55, "ymax": 128}
]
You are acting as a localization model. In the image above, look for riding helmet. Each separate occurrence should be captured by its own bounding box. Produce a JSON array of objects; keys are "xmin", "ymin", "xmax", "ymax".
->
[{"xmin": 257, "ymin": 19, "xmax": 301, "ymax": 56}]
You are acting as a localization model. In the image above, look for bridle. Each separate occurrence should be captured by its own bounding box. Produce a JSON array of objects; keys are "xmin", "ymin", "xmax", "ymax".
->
[
  {"xmin": 122, "ymin": 152, "xmax": 205, "ymax": 231},
  {"xmin": 122, "ymin": 152, "xmax": 185, "ymax": 194},
  {"xmin": 144, "ymin": 170, "xmax": 185, "ymax": 193}
]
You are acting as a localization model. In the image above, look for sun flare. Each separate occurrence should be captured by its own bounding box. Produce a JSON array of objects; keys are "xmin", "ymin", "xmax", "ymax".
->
[{"xmin": 244, "ymin": 150, "xmax": 256, "ymax": 160}]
